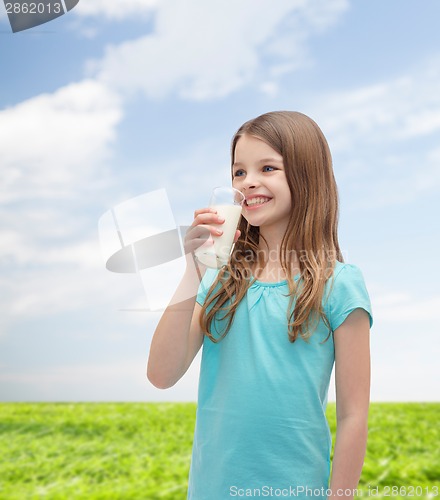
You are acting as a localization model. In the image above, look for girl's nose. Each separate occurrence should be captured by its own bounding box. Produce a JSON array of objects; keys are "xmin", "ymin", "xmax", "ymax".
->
[{"xmin": 241, "ymin": 173, "xmax": 259, "ymax": 190}]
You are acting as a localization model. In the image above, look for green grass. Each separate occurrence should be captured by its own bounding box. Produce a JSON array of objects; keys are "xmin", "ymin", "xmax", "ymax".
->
[
  {"xmin": 327, "ymin": 403, "xmax": 440, "ymax": 499},
  {"xmin": 0, "ymin": 403, "xmax": 438, "ymax": 499}
]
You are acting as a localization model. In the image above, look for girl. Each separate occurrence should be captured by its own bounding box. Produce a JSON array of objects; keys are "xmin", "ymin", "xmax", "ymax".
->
[{"xmin": 147, "ymin": 111, "xmax": 373, "ymax": 500}]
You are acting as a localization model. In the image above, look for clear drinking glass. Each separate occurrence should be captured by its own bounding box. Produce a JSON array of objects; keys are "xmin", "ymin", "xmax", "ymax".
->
[{"xmin": 194, "ymin": 186, "xmax": 245, "ymax": 268}]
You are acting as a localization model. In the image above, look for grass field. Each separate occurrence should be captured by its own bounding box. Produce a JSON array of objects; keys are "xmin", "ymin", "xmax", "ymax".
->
[{"xmin": 0, "ymin": 403, "xmax": 438, "ymax": 499}]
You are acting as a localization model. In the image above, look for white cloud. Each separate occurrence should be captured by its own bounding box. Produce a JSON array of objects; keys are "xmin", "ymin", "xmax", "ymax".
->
[
  {"xmin": 73, "ymin": 0, "xmax": 159, "ymax": 20},
  {"xmin": 91, "ymin": 0, "xmax": 348, "ymax": 101},
  {"xmin": 370, "ymin": 361, "xmax": 438, "ymax": 402},
  {"xmin": 0, "ymin": 79, "xmax": 127, "ymax": 326},
  {"xmin": 0, "ymin": 79, "xmax": 122, "ymax": 204},
  {"xmin": 350, "ymin": 147, "xmax": 440, "ymax": 208},
  {"xmin": 259, "ymin": 82, "xmax": 279, "ymax": 98},
  {"xmin": 372, "ymin": 291, "xmax": 440, "ymax": 323},
  {"xmin": 1, "ymin": 265, "xmax": 132, "ymax": 318},
  {"xmin": 0, "ymin": 230, "xmax": 103, "ymax": 270},
  {"xmin": 0, "ymin": 355, "xmax": 201, "ymax": 401},
  {"xmin": 318, "ymin": 58, "xmax": 440, "ymax": 151},
  {"xmin": 311, "ymin": 58, "xmax": 440, "ymax": 208}
]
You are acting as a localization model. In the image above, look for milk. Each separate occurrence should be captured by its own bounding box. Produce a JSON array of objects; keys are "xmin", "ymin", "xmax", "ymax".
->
[{"xmin": 194, "ymin": 204, "xmax": 242, "ymax": 268}]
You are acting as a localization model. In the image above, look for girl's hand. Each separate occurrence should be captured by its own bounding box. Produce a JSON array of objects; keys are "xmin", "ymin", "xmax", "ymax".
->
[{"xmin": 184, "ymin": 207, "xmax": 241, "ymax": 263}]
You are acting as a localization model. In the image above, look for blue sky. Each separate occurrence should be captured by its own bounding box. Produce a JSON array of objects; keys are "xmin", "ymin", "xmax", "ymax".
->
[{"xmin": 0, "ymin": 0, "xmax": 439, "ymax": 402}]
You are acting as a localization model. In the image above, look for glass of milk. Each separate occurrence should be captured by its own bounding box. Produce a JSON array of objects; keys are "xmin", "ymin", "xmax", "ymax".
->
[{"xmin": 194, "ymin": 186, "xmax": 245, "ymax": 268}]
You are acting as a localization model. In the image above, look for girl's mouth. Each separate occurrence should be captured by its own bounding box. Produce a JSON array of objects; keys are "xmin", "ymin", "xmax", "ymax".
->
[{"xmin": 245, "ymin": 197, "xmax": 272, "ymax": 209}]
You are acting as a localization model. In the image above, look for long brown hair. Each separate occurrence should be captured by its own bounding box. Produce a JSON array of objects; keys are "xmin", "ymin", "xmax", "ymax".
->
[{"xmin": 199, "ymin": 111, "xmax": 344, "ymax": 343}]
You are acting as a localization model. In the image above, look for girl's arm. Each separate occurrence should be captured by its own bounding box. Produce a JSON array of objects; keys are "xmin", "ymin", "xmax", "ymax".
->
[
  {"xmin": 147, "ymin": 206, "xmax": 241, "ymax": 389},
  {"xmin": 328, "ymin": 308, "xmax": 371, "ymax": 500},
  {"xmin": 147, "ymin": 254, "xmax": 206, "ymax": 389}
]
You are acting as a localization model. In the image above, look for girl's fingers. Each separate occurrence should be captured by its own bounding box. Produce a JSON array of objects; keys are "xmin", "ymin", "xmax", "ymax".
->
[
  {"xmin": 185, "ymin": 236, "xmax": 216, "ymax": 256},
  {"xmin": 233, "ymin": 229, "xmax": 241, "ymax": 243},
  {"xmin": 187, "ymin": 224, "xmax": 221, "ymax": 239},
  {"xmin": 193, "ymin": 208, "xmax": 217, "ymax": 219},
  {"xmin": 184, "ymin": 208, "xmax": 228, "ymax": 254},
  {"xmin": 192, "ymin": 213, "xmax": 223, "ymax": 228}
]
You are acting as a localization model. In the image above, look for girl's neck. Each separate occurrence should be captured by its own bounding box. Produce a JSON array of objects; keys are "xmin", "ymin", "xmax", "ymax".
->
[
  {"xmin": 257, "ymin": 224, "xmax": 292, "ymax": 260},
  {"xmin": 255, "ymin": 226, "xmax": 300, "ymax": 278}
]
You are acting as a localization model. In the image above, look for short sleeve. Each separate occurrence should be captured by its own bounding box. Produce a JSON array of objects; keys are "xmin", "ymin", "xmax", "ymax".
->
[
  {"xmin": 196, "ymin": 268, "xmax": 221, "ymax": 306},
  {"xmin": 327, "ymin": 264, "xmax": 373, "ymax": 332}
]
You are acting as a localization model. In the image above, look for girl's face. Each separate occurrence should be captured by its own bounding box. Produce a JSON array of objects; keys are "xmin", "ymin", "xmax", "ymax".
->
[{"xmin": 232, "ymin": 134, "xmax": 292, "ymax": 232}]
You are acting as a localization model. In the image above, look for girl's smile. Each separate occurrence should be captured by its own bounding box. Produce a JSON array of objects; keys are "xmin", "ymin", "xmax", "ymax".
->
[{"xmin": 244, "ymin": 195, "xmax": 273, "ymax": 209}]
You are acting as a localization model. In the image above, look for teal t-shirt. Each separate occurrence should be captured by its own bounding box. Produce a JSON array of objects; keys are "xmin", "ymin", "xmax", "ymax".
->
[{"xmin": 187, "ymin": 261, "xmax": 373, "ymax": 499}]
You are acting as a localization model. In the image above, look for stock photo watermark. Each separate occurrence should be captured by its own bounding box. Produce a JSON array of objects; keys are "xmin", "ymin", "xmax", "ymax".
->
[
  {"xmin": 229, "ymin": 484, "xmax": 439, "ymax": 497},
  {"xmin": 98, "ymin": 189, "xmax": 352, "ymax": 312},
  {"xmin": 3, "ymin": 0, "xmax": 79, "ymax": 32}
]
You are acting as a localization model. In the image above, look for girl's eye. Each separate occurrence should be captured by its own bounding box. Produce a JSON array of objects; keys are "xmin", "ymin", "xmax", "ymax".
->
[
  {"xmin": 233, "ymin": 170, "xmax": 244, "ymax": 177},
  {"xmin": 233, "ymin": 166, "xmax": 277, "ymax": 177}
]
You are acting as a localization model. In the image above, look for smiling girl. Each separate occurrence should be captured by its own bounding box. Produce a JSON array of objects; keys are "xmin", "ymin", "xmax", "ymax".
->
[{"xmin": 148, "ymin": 111, "xmax": 373, "ymax": 500}]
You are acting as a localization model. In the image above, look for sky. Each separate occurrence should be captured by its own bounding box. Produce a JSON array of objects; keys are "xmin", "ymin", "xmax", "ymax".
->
[{"xmin": 0, "ymin": 0, "xmax": 439, "ymax": 402}]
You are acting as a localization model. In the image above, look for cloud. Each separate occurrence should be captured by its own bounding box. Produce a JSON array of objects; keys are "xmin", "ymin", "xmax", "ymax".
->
[
  {"xmin": 0, "ymin": 355, "xmax": 201, "ymax": 401},
  {"xmin": 371, "ymin": 361, "xmax": 438, "ymax": 402},
  {"xmin": 317, "ymin": 58, "xmax": 440, "ymax": 151},
  {"xmin": 73, "ymin": 0, "xmax": 158, "ymax": 20},
  {"xmin": 310, "ymin": 58, "xmax": 440, "ymax": 207},
  {"xmin": 0, "ymin": 259, "xmax": 142, "ymax": 319},
  {"xmin": 372, "ymin": 290, "xmax": 440, "ymax": 323},
  {"xmin": 0, "ymin": 79, "xmax": 128, "ymax": 325},
  {"xmin": 90, "ymin": 0, "xmax": 349, "ymax": 101},
  {"xmin": 377, "ymin": 154, "xmax": 439, "ymax": 206},
  {"xmin": 0, "ymin": 196, "xmax": 166, "ymax": 324},
  {"xmin": 0, "ymin": 79, "xmax": 122, "ymax": 204}
]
